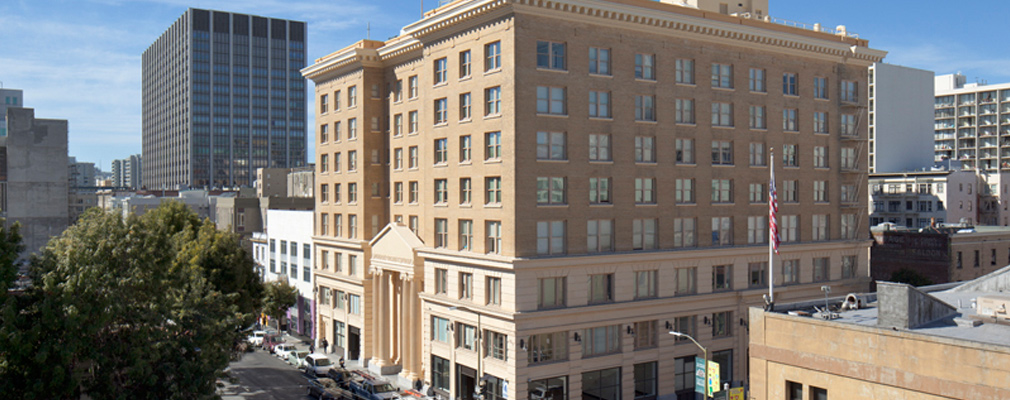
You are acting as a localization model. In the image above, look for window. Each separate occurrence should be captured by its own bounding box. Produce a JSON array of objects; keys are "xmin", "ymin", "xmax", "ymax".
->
[
  {"xmin": 749, "ymin": 262, "xmax": 767, "ymax": 288},
  {"xmin": 538, "ymin": 277, "xmax": 566, "ymax": 309},
  {"xmin": 589, "ymin": 91, "xmax": 611, "ymax": 118},
  {"xmin": 635, "ymin": 178, "xmax": 656, "ymax": 204},
  {"xmin": 435, "ymin": 268, "xmax": 448, "ymax": 294},
  {"xmin": 782, "ymin": 259, "xmax": 799, "ymax": 284},
  {"xmin": 334, "ymin": 215, "xmax": 342, "ymax": 237},
  {"xmin": 409, "ymin": 216, "xmax": 419, "ymax": 234},
  {"xmin": 537, "ymin": 131, "xmax": 566, "ymax": 161},
  {"xmin": 814, "ymin": 76, "xmax": 828, "ymax": 99},
  {"xmin": 749, "ymin": 68, "xmax": 766, "ymax": 92},
  {"xmin": 536, "ymin": 221, "xmax": 566, "ymax": 255},
  {"xmin": 783, "ymin": 73, "xmax": 797, "ymax": 95},
  {"xmin": 485, "ymin": 131, "xmax": 501, "ymax": 160},
  {"xmin": 393, "ymin": 80, "xmax": 403, "ymax": 102},
  {"xmin": 394, "ymin": 182, "xmax": 403, "ymax": 203},
  {"xmin": 434, "ymin": 57, "xmax": 447, "ymax": 85},
  {"xmin": 711, "ymin": 63, "xmax": 733, "ymax": 88},
  {"xmin": 748, "ymin": 216, "xmax": 767, "ymax": 244},
  {"xmin": 811, "ymin": 386, "xmax": 828, "ymax": 400},
  {"xmin": 333, "ymin": 90, "xmax": 341, "ymax": 110},
  {"xmin": 633, "ymin": 362, "xmax": 658, "ymax": 400},
  {"xmin": 487, "ymin": 221, "xmax": 502, "ymax": 254},
  {"xmin": 348, "ymin": 118, "xmax": 358, "ymax": 139},
  {"xmin": 635, "ymin": 95, "xmax": 656, "ymax": 121},
  {"xmin": 485, "ymin": 86, "xmax": 501, "ymax": 116},
  {"xmin": 787, "ymin": 381, "xmax": 803, "ymax": 400},
  {"xmin": 841, "ymin": 147, "xmax": 857, "ymax": 170},
  {"xmin": 320, "ymin": 124, "xmax": 329, "ymax": 143},
  {"xmin": 712, "ymin": 217, "xmax": 732, "ymax": 245},
  {"xmin": 814, "ymin": 146, "xmax": 828, "ymax": 168},
  {"xmin": 712, "ymin": 265, "xmax": 732, "ymax": 291},
  {"xmin": 456, "ymin": 220, "xmax": 473, "ymax": 251},
  {"xmin": 434, "ymin": 98, "xmax": 448, "ymax": 124},
  {"xmin": 841, "ymin": 80, "xmax": 858, "ymax": 102},
  {"xmin": 589, "ymin": 273, "xmax": 614, "ymax": 304},
  {"xmin": 813, "ymin": 111, "xmax": 828, "ymax": 134},
  {"xmin": 484, "ymin": 41, "xmax": 501, "ymax": 71},
  {"xmin": 583, "ymin": 326, "xmax": 620, "ymax": 357},
  {"xmin": 587, "ymin": 219, "xmax": 614, "ymax": 252},
  {"xmin": 321, "ymin": 184, "xmax": 329, "ymax": 203},
  {"xmin": 712, "ymin": 311, "xmax": 732, "ymax": 337},
  {"xmin": 675, "ymin": 179, "xmax": 695, "ymax": 204},
  {"xmin": 459, "ymin": 135, "xmax": 472, "ymax": 163},
  {"xmin": 528, "ymin": 333, "xmax": 568, "ymax": 364},
  {"xmin": 781, "ymin": 215, "xmax": 798, "ymax": 242},
  {"xmin": 635, "ymin": 270, "xmax": 657, "ymax": 299},
  {"xmin": 458, "ymin": 272, "xmax": 472, "ymax": 299},
  {"xmin": 842, "ymin": 255, "xmax": 857, "ymax": 278},
  {"xmin": 633, "ymin": 219, "xmax": 658, "ymax": 250},
  {"xmin": 635, "ymin": 136, "xmax": 656, "ymax": 163},
  {"xmin": 409, "ymin": 181, "xmax": 419, "ymax": 203},
  {"xmin": 393, "ymin": 148, "xmax": 403, "ymax": 169},
  {"xmin": 711, "ymin": 102, "xmax": 733, "ymax": 127},
  {"xmin": 589, "ymin": 47, "xmax": 610, "ymax": 75},
  {"xmin": 432, "ymin": 317, "xmax": 450, "ymax": 343},
  {"xmin": 460, "ymin": 178, "xmax": 472, "ymax": 205},
  {"xmin": 813, "ymin": 257, "xmax": 830, "ymax": 281},
  {"xmin": 674, "ymin": 218, "xmax": 696, "ymax": 248},
  {"xmin": 676, "ymin": 59, "xmax": 695, "ymax": 84},
  {"xmin": 749, "ymin": 105, "xmax": 766, "ymax": 129},
  {"xmin": 841, "ymin": 214, "xmax": 857, "ymax": 239},
  {"xmin": 676, "ymin": 139, "xmax": 695, "ymax": 164},
  {"xmin": 676, "ymin": 267, "xmax": 697, "ymax": 295},
  {"xmin": 814, "ymin": 181, "xmax": 828, "ymax": 203},
  {"xmin": 459, "ymin": 92, "xmax": 472, "ymax": 120},
  {"xmin": 783, "ymin": 144, "xmax": 798, "ymax": 167},
  {"xmin": 435, "ymin": 179, "xmax": 448, "ymax": 204},
  {"xmin": 485, "ymin": 177, "xmax": 502, "ymax": 204},
  {"xmin": 408, "ymin": 111, "xmax": 418, "ymax": 133},
  {"xmin": 459, "ymin": 50, "xmax": 471, "ymax": 78},
  {"xmin": 348, "ymin": 183, "xmax": 358, "ymax": 203},
  {"xmin": 635, "ymin": 53, "xmax": 655, "ymax": 80},
  {"xmin": 537, "ymin": 86, "xmax": 567, "ymax": 115},
  {"xmin": 407, "ymin": 76, "xmax": 418, "ymax": 98},
  {"xmin": 675, "ymin": 357, "xmax": 697, "ymax": 399},
  {"xmin": 841, "ymin": 114, "xmax": 857, "ymax": 136},
  {"xmin": 348, "ymin": 214, "xmax": 358, "ymax": 239},
  {"xmin": 783, "ymin": 180, "xmax": 798, "ymax": 203},
  {"xmin": 457, "ymin": 323, "xmax": 477, "ymax": 351},
  {"xmin": 537, "ymin": 41, "xmax": 566, "ymax": 70},
  {"xmin": 481, "ymin": 276, "xmax": 500, "ymax": 306},
  {"xmin": 676, "ymin": 98, "xmax": 695, "ymax": 124},
  {"xmin": 434, "ymin": 138, "xmax": 448, "ymax": 165},
  {"xmin": 589, "ymin": 134, "xmax": 611, "ymax": 161},
  {"xmin": 711, "ymin": 179, "xmax": 732, "ymax": 203},
  {"xmin": 749, "ymin": 143, "xmax": 766, "ymax": 166},
  {"xmin": 320, "ymin": 94, "xmax": 328, "ymax": 113},
  {"xmin": 589, "ymin": 178, "xmax": 612, "ymax": 205},
  {"xmin": 485, "ymin": 330, "xmax": 508, "ymax": 360},
  {"xmin": 749, "ymin": 183, "xmax": 765, "ymax": 203},
  {"xmin": 334, "ymin": 121, "xmax": 343, "ymax": 141},
  {"xmin": 347, "ymin": 85, "xmax": 357, "ymax": 107},
  {"xmin": 536, "ymin": 177, "xmax": 566, "ymax": 205},
  {"xmin": 711, "ymin": 141, "xmax": 733, "ymax": 165},
  {"xmin": 783, "ymin": 108, "xmax": 798, "ymax": 131}
]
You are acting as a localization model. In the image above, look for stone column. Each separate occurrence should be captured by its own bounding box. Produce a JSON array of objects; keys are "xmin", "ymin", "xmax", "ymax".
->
[
  {"xmin": 371, "ymin": 270, "xmax": 387, "ymax": 367},
  {"xmin": 405, "ymin": 277, "xmax": 419, "ymax": 381}
]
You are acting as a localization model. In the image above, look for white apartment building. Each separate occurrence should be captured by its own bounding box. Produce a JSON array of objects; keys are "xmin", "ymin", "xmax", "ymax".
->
[
  {"xmin": 868, "ymin": 63, "xmax": 934, "ymax": 173},
  {"xmin": 934, "ymin": 73, "xmax": 1010, "ymax": 171},
  {"xmin": 252, "ymin": 209, "xmax": 316, "ymax": 338}
]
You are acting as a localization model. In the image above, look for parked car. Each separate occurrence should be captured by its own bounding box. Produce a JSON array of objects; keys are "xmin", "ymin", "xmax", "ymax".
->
[
  {"xmin": 288, "ymin": 350, "xmax": 311, "ymax": 366},
  {"xmin": 348, "ymin": 370, "xmax": 401, "ymax": 400},
  {"xmin": 301, "ymin": 354, "xmax": 335, "ymax": 377},
  {"xmin": 326, "ymin": 368, "xmax": 352, "ymax": 388},
  {"xmin": 262, "ymin": 334, "xmax": 283, "ymax": 352},
  {"xmin": 307, "ymin": 377, "xmax": 350, "ymax": 400},
  {"xmin": 275, "ymin": 344, "xmax": 298, "ymax": 360},
  {"xmin": 246, "ymin": 330, "xmax": 267, "ymax": 346}
]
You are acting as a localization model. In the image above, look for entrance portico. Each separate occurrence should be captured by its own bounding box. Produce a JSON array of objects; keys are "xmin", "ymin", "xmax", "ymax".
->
[{"xmin": 367, "ymin": 224, "xmax": 424, "ymax": 380}]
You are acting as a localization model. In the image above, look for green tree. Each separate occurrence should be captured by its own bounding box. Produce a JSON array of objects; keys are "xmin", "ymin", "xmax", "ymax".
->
[
  {"xmin": 889, "ymin": 268, "xmax": 934, "ymax": 287},
  {"xmin": 262, "ymin": 279, "xmax": 299, "ymax": 331},
  {"xmin": 0, "ymin": 202, "xmax": 264, "ymax": 399},
  {"xmin": 0, "ymin": 219, "xmax": 24, "ymax": 296}
]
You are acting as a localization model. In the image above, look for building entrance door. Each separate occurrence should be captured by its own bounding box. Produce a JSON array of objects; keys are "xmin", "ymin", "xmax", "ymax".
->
[
  {"xmin": 349, "ymin": 326, "xmax": 361, "ymax": 361},
  {"xmin": 457, "ymin": 364, "xmax": 476, "ymax": 400}
]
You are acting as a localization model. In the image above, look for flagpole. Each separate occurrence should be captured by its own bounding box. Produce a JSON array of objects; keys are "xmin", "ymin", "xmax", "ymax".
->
[{"xmin": 768, "ymin": 147, "xmax": 776, "ymax": 310}]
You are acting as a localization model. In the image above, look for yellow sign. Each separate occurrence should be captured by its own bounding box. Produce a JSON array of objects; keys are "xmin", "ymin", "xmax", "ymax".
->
[
  {"xmin": 728, "ymin": 387, "xmax": 744, "ymax": 400},
  {"xmin": 707, "ymin": 360, "xmax": 720, "ymax": 396}
]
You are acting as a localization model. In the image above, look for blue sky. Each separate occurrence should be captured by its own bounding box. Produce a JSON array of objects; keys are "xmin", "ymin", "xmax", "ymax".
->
[{"xmin": 1, "ymin": 0, "xmax": 1006, "ymax": 170}]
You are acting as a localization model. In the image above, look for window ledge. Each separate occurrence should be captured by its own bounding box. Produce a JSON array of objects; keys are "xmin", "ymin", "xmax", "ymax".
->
[
  {"xmin": 537, "ymin": 113, "xmax": 569, "ymax": 119},
  {"xmin": 537, "ymin": 159, "xmax": 569, "ymax": 163},
  {"xmin": 589, "ymin": 116, "xmax": 614, "ymax": 121}
]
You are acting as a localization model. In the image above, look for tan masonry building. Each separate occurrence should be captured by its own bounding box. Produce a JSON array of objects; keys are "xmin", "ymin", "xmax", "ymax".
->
[{"xmin": 303, "ymin": 1, "xmax": 886, "ymax": 399}]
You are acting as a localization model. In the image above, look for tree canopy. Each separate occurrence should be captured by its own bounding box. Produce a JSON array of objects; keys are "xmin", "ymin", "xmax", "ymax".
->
[
  {"xmin": 0, "ymin": 202, "xmax": 263, "ymax": 399},
  {"xmin": 261, "ymin": 279, "xmax": 299, "ymax": 328}
]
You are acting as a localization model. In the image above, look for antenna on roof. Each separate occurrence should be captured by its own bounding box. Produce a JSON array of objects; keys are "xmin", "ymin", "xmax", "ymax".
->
[{"xmin": 367, "ymin": 22, "xmax": 371, "ymax": 40}]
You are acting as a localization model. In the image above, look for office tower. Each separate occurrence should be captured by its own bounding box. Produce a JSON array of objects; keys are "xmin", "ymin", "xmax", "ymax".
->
[
  {"xmin": 305, "ymin": 0, "xmax": 885, "ymax": 398},
  {"xmin": 112, "ymin": 154, "xmax": 143, "ymax": 189},
  {"xmin": 142, "ymin": 8, "xmax": 307, "ymax": 190},
  {"xmin": 867, "ymin": 63, "xmax": 934, "ymax": 173}
]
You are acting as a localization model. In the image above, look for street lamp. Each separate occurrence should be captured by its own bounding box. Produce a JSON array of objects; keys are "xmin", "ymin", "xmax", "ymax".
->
[
  {"xmin": 449, "ymin": 306, "xmax": 484, "ymax": 400},
  {"xmin": 669, "ymin": 331, "xmax": 709, "ymax": 400}
]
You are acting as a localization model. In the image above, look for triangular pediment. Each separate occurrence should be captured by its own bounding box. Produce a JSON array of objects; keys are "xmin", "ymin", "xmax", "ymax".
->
[{"xmin": 369, "ymin": 223, "xmax": 424, "ymax": 268}]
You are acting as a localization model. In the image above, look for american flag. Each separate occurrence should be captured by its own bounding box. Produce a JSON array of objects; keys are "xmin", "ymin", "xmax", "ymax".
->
[{"xmin": 769, "ymin": 167, "xmax": 780, "ymax": 255}]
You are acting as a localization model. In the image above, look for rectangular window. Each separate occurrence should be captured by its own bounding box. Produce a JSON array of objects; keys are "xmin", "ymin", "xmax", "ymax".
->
[
  {"xmin": 485, "ymin": 41, "xmax": 501, "ymax": 71},
  {"xmin": 348, "ymin": 183, "xmax": 357, "ymax": 203},
  {"xmin": 783, "ymin": 144, "xmax": 798, "ymax": 167},
  {"xmin": 589, "ymin": 91, "xmax": 611, "ymax": 118},
  {"xmin": 589, "ymin": 134, "xmax": 611, "ymax": 161},
  {"xmin": 748, "ymin": 216, "xmax": 767, "ymax": 244},
  {"xmin": 434, "ymin": 138, "xmax": 448, "ymax": 165},
  {"xmin": 787, "ymin": 381, "xmax": 803, "ymax": 400},
  {"xmin": 814, "ymin": 181, "xmax": 828, "ymax": 203},
  {"xmin": 589, "ymin": 47, "xmax": 611, "ymax": 75},
  {"xmin": 435, "ymin": 268, "xmax": 448, "ymax": 294},
  {"xmin": 676, "ymin": 267, "xmax": 697, "ymax": 295},
  {"xmin": 749, "ymin": 183, "xmax": 765, "ymax": 203},
  {"xmin": 750, "ymin": 143, "xmax": 766, "ymax": 166},
  {"xmin": 459, "ymin": 272, "xmax": 473, "ymax": 299},
  {"xmin": 536, "ymin": 177, "xmax": 567, "ymax": 205},
  {"xmin": 749, "ymin": 262, "xmax": 767, "ymax": 288},
  {"xmin": 485, "ymin": 177, "xmax": 502, "ymax": 204},
  {"xmin": 320, "ymin": 184, "xmax": 329, "ymax": 203},
  {"xmin": 783, "ymin": 108, "xmax": 798, "ymax": 131},
  {"xmin": 537, "ymin": 131, "xmax": 566, "ymax": 161},
  {"xmin": 434, "ymin": 218, "xmax": 448, "ymax": 248},
  {"xmin": 841, "ymin": 214, "xmax": 857, "ymax": 239},
  {"xmin": 711, "ymin": 179, "xmax": 732, "ymax": 203},
  {"xmin": 538, "ymin": 277, "xmax": 566, "ymax": 309},
  {"xmin": 635, "ymin": 136, "xmax": 656, "ymax": 163},
  {"xmin": 347, "ymin": 85, "xmax": 357, "ymax": 107},
  {"xmin": 333, "ymin": 90, "xmax": 341, "ymax": 110},
  {"xmin": 394, "ymin": 182, "xmax": 403, "ymax": 203},
  {"xmin": 749, "ymin": 68, "xmax": 766, "ymax": 92},
  {"xmin": 814, "ymin": 146, "xmax": 828, "ymax": 168},
  {"xmin": 674, "ymin": 218, "xmax": 696, "ymax": 248},
  {"xmin": 536, "ymin": 221, "xmax": 566, "ymax": 255},
  {"xmin": 334, "ymin": 215, "xmax": 342, "ymax": 238},
  {"xmin": 635, "ymin": 178, "xmax": 656, "ymax": 204},
  {"xmin": 485, "ymin": 330, "xmax": 508, "ymax": 360},
  {"xmin": 749, "ymin": 105, "xmax": 766, "ymax": 129},
  {"xmin": 432, "ymin": 317, "xmax": 450, "ymax": 343},
  {"xmin": 675, "ymin": 58, "xmax": 695, "ymax": 84},
  {"xmin": 393, "ymin": 80, "xmax": 403, "ymax": 102},
  {"xmin": 783, "ymin": 180, "xmax": 798, "ymax": 203},
  {"xmin": 635, "ymin": 270, "xmax": 658, "ymax": 299},
  {"xmin": 485, "ymin": 131, "xmax": 501, "ymax": 160},
  {"xmin": 635, "ymin": 95, "xmax": 656, "ymax": 121},
  {"xmin": 811, "ymin": 386, "xmax": 828, "ymax": 400},
  {"xmin": 589, "ymin": 177, "xmax": 612, "ymax": 205},
  {"xmin": 460, "ymin": 135, "xmax": 472, "ymax": 163},
  {"xmin": 782, "ymin": 259, "xmax": 799, "ymax": 284},
  {"xmin": 781, "ymin": 215, "xmax": 798, "ymax": 242},
  {"xmin": 841, "ymin": 147, "xmax": 857, "ymax": 170},
  {"xmin": 676, "ymin": 139, "xmax": 695, "ymax": 164},
  {"xmin": 320, "ymin": 124, "xmax": 329, "ymax": 143},
  {"xmin": 348, "ymin": 214, "xmax": 358, "ymax": 239},
  {"xmin": 409, "ymin": 181, "xmax": 419, "ymax": 204},
  {"xmin": 711, "ymin": 63, "xmax": 733, "ymax": 88},
  {"xmin": 814, "ymin": 76, "xmax": 828, "ymax": 99},
  {"xmin": 813, "ymin": 257, "xmax": 830, "ymax": 281},
  {"xmin": 434, "ymin": 57, "xmax": 447, "ymax": 85},
  {"xmin": 407, "ymin": 76, "xmax": 418, "ymax": 98},
  {"xmin": 588, "ymin": 273, "xmax": 614, "ymax": 304},
  {"xmin": 537, "ymin": 41, "xmax": 567, "ymax": 70},
  {"xmin": 676, "ymin": 98, "xmax": 695, "ymax": 124},
  {"xmin": 434, "ymin": 98, "xmax": 448, "ymax": 124},
  {"xmin": 841, "ymin": 114, "xmax": 857, "ymax": 136},
  {"xmin": 486, "ymin": 276, "xmax": 501, "ymax": 306},
  {"xmin": 528, "ymin": 333, "xmax": 568, "ymax": 364},
  {"xmin": 459, "ymin": 92, "xmax": 472, "ymax": 120},
  {"xmin": 712, "ymin": 217, "xmax": 732, "ymax": 245},
  {"xmin": 813, "ymin": 111, "xmax": 828, "ymax": 134},
  {"xmin": 459, "ymin": 50, "xmax": 471, "ymax": 79},
  {"xmin": 842, "ymin": 255, "xmax": 857, "ymax": 278},
  {"xmin": 348, "ymin": 118, "xmax": 358, "ymax": 139},
  {"xmin": 457, "ymin": 323, "xmax": 477, "ymax": 351},
  {"xmin": 841, "ymin": 80, "xmax": 859, "ymax": 103},
  {"xmin": 537, "ymin": 86, "xmax": 567, "ymax": 115},
  {"xmin": 633, "ymin": 219, "xmax": 658, "ymax": 250},
  {"xmin": 635, "ymin": 53, "xmax": 656, "ymax": 80},
  {"xmin": 487, "ymin": 221, "xmax": 502, "ymax": 254},
  {"xmin": 458, "ymin": 220, "xmax": 473, "ymax": 251},
  {"xmin": 783, "ymin": 73, "xmax": 797, "ymax": 95},
  {"xmin": 712, "ymin": 311, "xmax": 732, "ymax": 337},
  {"xmin": 587, "ymin": 219, "xmax": 614, "ymax": 252},
  {"xmin": 675, "ymin": 179, "xmax": 695, "ymax": 204},
  {"xmin": 408, "ymin": 110, "xmax": 418, "ymax": 133},
  {"xmin": 711, "ymin": 140, "xmax": 733, "ymax": 165},
  {"xmin": 320, "ymin": 94, "xmax": 328, "ymax": 113},
  {"xmin": 394, "ymin": 148, "xmax": 403, "ymax": 169},
  {"xmin": 711, "ymin": 102, "xmax": 733, "ymax": 127},
  {"xmin": 460, "ymin": 178, "xmax": 472, "ymax": 205},
  {"xmin": 583, "ymin": 326, "xmax": 620, "ymax": 357},
  {"xmin": 633, "ymin": 322, "xmax": 658, "ymax": 352},
  {"xmin": 712, "ymin": 265, "xmax": 732, "ymax": 291}
]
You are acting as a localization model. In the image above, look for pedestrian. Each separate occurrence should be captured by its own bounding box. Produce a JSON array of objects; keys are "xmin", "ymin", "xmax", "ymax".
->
[
  {"xmin": 321, "ymin": 338, "xmax": 329, "ymax": 354},
  {"xmin": 309, "ymin": 342, "xmax": 315, "ymax": 354},
  {"xmin": 339, "ymin": 357, "xmax": 345, "ymax": 369}
]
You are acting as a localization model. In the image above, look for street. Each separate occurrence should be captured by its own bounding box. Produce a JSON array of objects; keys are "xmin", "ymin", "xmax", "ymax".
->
[{"xmin": 218, "ymin": 347, "xmax": 313, "ymax": 400}]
